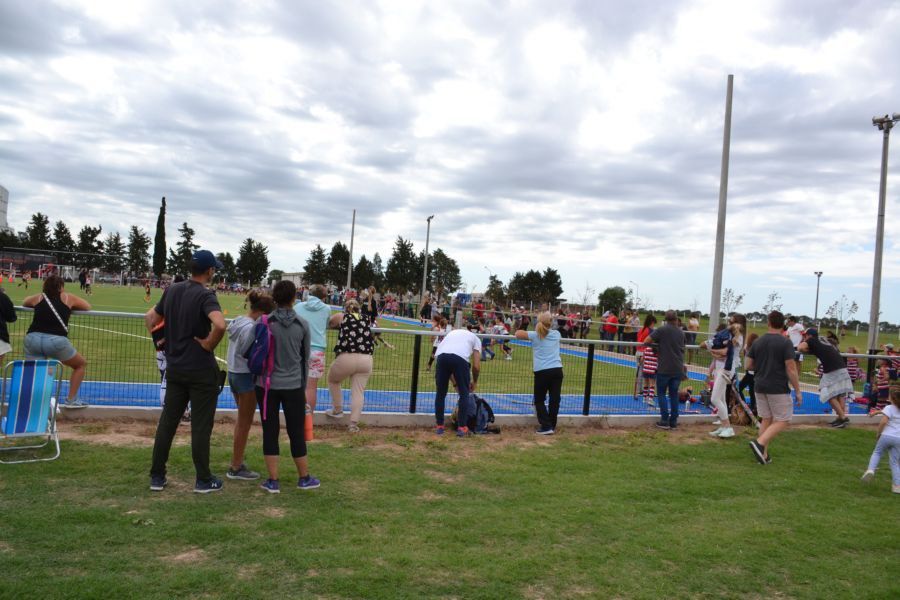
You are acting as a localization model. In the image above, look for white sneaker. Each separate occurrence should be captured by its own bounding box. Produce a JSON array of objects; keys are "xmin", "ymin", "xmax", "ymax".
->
[
  {"xmin": 892, "ymin": 484, "xmax": 900, "ymax": 494},
  {"xmin": 861, "ymin": 469, "xmax": 875, "ymax": 483},
  {"xmin": 712, "ymin": 419, "xmax": 722, "ymax": 426},
  {"xmin": 717, "ymin": 427, "xmax": 735, "ymax": 438},
  {"xmin": 325, "ymin": 409, "xmax": 344, "ymax": 419},
  {"xmin": 505, "ymin": 355, "xmax": 512, "ymax": 361},
  {"xmin": 708, "ymin": 428, "xmax": 722, "ymax": 437},
  {"xmin": 348, "ymin": 423, "xmax": 360, "ymax": 433}
]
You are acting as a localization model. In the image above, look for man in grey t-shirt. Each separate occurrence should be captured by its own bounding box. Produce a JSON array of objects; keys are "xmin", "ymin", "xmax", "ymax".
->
[
  {"xmin": 649, "ymin": 310, "xmax": 686, "ymax": 429},
  {"xmin": 745, "ymin": 310, "xmax": 802, "ymax": 465}
]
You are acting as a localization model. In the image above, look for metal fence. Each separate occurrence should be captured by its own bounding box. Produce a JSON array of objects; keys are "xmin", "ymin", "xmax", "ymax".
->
[{"xmin": 4, "ymin": 308, "xmax": 881, "ymax": 418}]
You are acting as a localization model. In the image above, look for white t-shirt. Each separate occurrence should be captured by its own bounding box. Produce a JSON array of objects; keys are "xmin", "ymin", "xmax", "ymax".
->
[
  {"xmin": 787, "ymin": 323, "xmax": 804, "ymax": 347},
  {"xmin": 435, "ymin": 329, "xmax": 482, "ymax": 362},
  {"xmin": 881, "ymin": 404, "xmax": 900, "ymax": 438}
]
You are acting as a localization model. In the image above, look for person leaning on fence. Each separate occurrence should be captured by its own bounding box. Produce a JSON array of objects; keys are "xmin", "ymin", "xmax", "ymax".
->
[
  {"xmin": 225, "ymin": 289, "xmax": 275, "ymax": 482},
  {"xmin": 22, "ymin": 275, "xmax": 91, "ymax": 409},
  {"xmin": 745, "ymin": 310, "xmax": 803, "ymax": 465},
  {"xmin": 146, "ymin": 250, "xmax": 227, "ymax": 494},
  {"xmin": 294, "ymin": 283, "xmax": 332, "ymax": 413},
  {"xmin": 515, "ymin": 311, "xmax": 563, "ymax": 435},
  {"xmin": 433, "ymin": 327, "xmax": 482, "ymax": 437},
  {"xmin": 324, "ymin": 298, "xmax": 375, "ymax": 433},
  {"xmin": 650, "ymin": 310, "xmax": 686, "ymax": 430},
  {"xmin": 797, "ymin": 328, "xmax": 854, "ymax": 429},
  {"xmin": 257, "ymin": 280, "xmax": 320, "ymax": 494},
  {"xmin": 0, "ymin": 286, "xmax": 17, "ymax": 364}
]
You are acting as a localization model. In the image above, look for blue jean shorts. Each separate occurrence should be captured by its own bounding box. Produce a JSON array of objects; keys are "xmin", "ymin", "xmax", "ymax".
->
[
  {"xmin": 24, "ymin": 332, "xmax": 77, "ymax": 362},
  {"xmin": 228, "ymin": 371, "xmax": 255, "ymax": 394}
]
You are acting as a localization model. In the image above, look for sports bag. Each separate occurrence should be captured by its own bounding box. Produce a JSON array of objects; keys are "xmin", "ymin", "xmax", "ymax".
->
[{"xmin": 244, "ymin": 315, "xmax": 276, "ymax": 419}]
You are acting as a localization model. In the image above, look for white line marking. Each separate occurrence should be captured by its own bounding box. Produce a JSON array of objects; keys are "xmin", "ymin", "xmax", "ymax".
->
[{"xmin": 69, "ymin": 324, "xmax": 227, "ymax": 364}]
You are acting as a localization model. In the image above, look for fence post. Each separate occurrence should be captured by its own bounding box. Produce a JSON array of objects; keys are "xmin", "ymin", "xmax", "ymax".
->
[
  {"xmin": 583, "ymin": 342, "xmax": 595, "ymax": 416},
  {"xmin": 410, "ymin": 335, "xmax": 422, "ymax": 413}
]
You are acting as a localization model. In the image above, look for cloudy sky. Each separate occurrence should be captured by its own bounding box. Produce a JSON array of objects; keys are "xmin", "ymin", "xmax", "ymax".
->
[{"xmin": 1, "ymin": 0, "xmax": 899, "ymax": 322}]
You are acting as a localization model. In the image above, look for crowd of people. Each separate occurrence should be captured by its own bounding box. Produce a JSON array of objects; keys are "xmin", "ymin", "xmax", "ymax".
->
[{"xmin": 1, "ymin": 251, "xmax": 898, "ymax": 497}]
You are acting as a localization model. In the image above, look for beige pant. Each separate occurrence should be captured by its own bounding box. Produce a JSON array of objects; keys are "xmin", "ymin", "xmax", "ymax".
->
[
  {"xmin": 327, "ymin": 353, "xmax": 373, "ymax": 424},
  {"xmin": 711, "ymin": 368, "xmax": 734, "ymax": 426}
]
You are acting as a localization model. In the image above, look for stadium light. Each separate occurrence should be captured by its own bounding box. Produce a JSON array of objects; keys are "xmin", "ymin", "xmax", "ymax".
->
[
  {"xmin": 866, "ymin": 113, "xmax": 899, "ymax": 352},
  {"xmin": 813, "ymin": 271, "xmax": 823, "ymax": 323}
]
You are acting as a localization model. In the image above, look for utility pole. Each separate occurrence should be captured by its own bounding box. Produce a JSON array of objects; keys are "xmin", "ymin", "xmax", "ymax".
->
[
  {"xmin": 346, "ymin": 209, "xmax": 355, "ymax": 290},
  {"xmin": 813, "ymin": 271, "xmax": 823, "ymax": 324},
  {"xmin": 709, "ymin": 74, "xmax": 733, "ymax": 333},
  {"xmin": 420, "ymin": 215, "xmax": 434, "ymax": 308}
]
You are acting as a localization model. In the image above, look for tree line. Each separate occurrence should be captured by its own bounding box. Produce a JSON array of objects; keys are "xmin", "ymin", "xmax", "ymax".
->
[{"xmin": 10, "ymin": 197, "xmax": 271, "ymax": 285}]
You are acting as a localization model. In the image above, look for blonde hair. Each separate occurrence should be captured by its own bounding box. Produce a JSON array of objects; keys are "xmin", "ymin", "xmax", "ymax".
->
[
  {"xmin": 536, "ymin": 311, "xmax": 552, "ymax": 339},
  {"xmin": 344, "ymin": 298, "xmax": 360, "ymax": 314}
]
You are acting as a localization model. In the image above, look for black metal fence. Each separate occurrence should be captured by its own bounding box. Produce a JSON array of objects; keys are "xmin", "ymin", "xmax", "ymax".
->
[{"xmin": 3, "ymin": 309, "xmax": 881, "ymax": 418}]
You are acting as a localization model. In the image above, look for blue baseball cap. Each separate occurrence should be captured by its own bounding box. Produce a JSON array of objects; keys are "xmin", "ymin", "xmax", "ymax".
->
[
  {"xmin": 192, "ymin": 249, "xmax": 224, "ymax": 270},
  {"xmin": 804, "ymin": 327, "xmax": 818, "ymax": 338}
]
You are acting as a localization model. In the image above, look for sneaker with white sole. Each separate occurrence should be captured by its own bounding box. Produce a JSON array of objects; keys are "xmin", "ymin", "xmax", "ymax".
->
[
  {"xmin": 324, "ymin": 409, "xmax": 344, "ymax": 419},
  {"xmin": 892, "ymin": 485, "xmax": 900, "ymax": 494},
  {"xmin": 260, "ymin": 479, "xmax": 280, "ymax": 494},
  {"xmin": 712, "ymin": 419, "xmax": 722, "ymax": 426},
  {"xmin": 348, "ymin": 423, "xmax": 360, "ymax": 433},
  {"xmin": 298, "ymin": 475, "xmax": 320, "ymax": 490},
  {"xmin": 861, "ymin": 469, "xmax": 875, "ymax": 483},
  {"xmin": 226, "ymin": 464, "xmax": 260, "ymax": 480},
  {"xmin": 708, "ymin": 428, "xmax": 723, "ymax": 437},
  {"xmin": 63, "ymin": 398, "xmax": 89, "ymax": 409},
  {"xmin": 149, "ymin": 475, "xmax": 167, "ymax": 491},
  {"xmin": 716, "ymin": 427, "xmax": 735, "ymax": 438},
  {"xmin": 193, "ymin": 476, "xmax": 224, "ymax": 494}
]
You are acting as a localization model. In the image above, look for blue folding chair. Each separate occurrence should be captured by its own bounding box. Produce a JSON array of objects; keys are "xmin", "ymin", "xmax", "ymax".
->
[{"xmin": 0, "ymin": 360, "xmax": 62, "ymax": 464}]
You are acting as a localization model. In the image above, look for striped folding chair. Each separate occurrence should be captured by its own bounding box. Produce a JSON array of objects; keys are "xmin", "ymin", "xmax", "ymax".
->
[{"xmin": 0, "ymin": 360, "xmax": 62, "ymax": 464}]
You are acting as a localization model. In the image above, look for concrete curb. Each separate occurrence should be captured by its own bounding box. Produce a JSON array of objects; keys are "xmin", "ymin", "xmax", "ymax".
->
[{"xmin": 58, "ymin": 406, "xmax": 871, "ymax": 428}]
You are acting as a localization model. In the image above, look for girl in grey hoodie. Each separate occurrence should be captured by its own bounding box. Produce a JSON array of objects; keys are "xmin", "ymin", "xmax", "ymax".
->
[{"xmin": 257, "ymin": 280, "xmax": 320, "ymax": 493}]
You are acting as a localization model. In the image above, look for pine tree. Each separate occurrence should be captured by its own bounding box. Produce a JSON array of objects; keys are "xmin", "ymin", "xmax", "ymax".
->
[
  {"xmin": 25, "ymin": 213, "xmax": 52, "ymax": 249},
  {"xmin": 126, "ymin": 226, "xmax": 152, "ymax": 275},
  {"xmin": 303, "ymin": 245, "xmax": 328, "ymax": 285},
  {"xmin": 75, "ymin": 225, "xmax": 104, "ymax": 269},
  {"xmin": 102, "ymin": 231, "xmax": 126, "ymax": 273},
  {"xmin": 236, "ymin": 238, "xmax": 270, "ymax": 285},
  {"xmin": 51, "ymin": 221, "xmax": 76, "ymax": 258},
  {"xmin": 152, "ymin": 197, "xmax": 166, "ymax": 277},
  {"xmin": 385, "ymin": 237, "xmax": 418, "ymax": 294},
  {"xmin": 167, "ymin": 222, "xmax": 198, "ymax": 277},
  {"xmin": 325, "ymin": 242, "xmax": 350, "ymax": 287}
]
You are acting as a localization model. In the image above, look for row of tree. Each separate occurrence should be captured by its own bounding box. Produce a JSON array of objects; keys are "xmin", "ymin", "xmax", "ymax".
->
[
  {"xmin": 13, "ymin": 198, "xmax": 271, "ymax": 284},
  {"xmin": 302, "ymin": 237, "xmax": 463, "ymax": 296}
]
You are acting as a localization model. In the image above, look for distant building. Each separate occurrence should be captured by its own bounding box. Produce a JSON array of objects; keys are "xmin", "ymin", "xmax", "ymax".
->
[
  {"xmin": 282, "ymin": 271, "xmax": 305, "ymax": 286},
  {"xmin": 0, "ymin": 185, "xmax": 13, "ymax": 234}
]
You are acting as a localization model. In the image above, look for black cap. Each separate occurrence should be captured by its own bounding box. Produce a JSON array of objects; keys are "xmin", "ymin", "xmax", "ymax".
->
[{"xmin": 192, "ymin": 249, "xmax": 223, "ymax": 270}]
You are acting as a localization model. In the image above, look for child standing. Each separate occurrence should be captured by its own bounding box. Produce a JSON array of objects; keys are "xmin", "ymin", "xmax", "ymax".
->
[
  {"xmin": 861, "ymin": 387, "xmax": 900, "ymax": 494},
  {"xmin": 871, "ymin": 359, "xmax": 891, "ymax": 415}
]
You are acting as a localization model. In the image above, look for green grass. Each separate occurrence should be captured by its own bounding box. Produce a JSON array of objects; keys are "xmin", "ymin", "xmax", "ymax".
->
[{"xmin": 0, "ymin": 425, "xmax": 897, "ymax": 598}]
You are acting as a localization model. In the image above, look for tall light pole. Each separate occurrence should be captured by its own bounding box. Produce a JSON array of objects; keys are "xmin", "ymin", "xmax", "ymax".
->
[
  {"xmin": 813, "ymin": 271, "xmax": 823, "ymax": 323},
  {"xmin": 867, "ymin": 113, "xmax": 899, "ymax": 352},
  {"xmin": 629, "ymin": 280, "xmax": 640, "ymax": 310},
  {"xmin": 420, "ymin": 215, "xmax": 434, "ymax": 308},
  {"xmin": 346, "ymin": 209, "xmax": 356, "ymax": 290},
  {"xmin": 709, "ymin": 74, "xmax": 734, "ymax": 333}
]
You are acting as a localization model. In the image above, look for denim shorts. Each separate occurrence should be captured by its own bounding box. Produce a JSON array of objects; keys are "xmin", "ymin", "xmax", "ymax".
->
[
  {"xmin": 228, "ymin": 371, "xmax": 255, "ymax": 394},
  {"xmin": 24, "ymin": 332, "xmax": 77, "ymax": 362}
]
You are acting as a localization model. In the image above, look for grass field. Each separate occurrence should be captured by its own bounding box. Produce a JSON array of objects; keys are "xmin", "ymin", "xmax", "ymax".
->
[
  {"xmin": 0, "ymin": 422, "xmax": 897, "ymax": 599},
  {"xmin": 0, "ymin": 284, "xmax": 880, "ymax": 403}
]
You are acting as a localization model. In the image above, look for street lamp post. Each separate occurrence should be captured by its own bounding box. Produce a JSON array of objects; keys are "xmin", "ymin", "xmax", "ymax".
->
[
  {"xmin": 420, "ymin": 215, "xmax": 434, "ymax": 309},
  {"xmin": 813, "ymin": 271, "xmax": 823, "ymax": 324},
  {"xmin": 867, "ymin": 113, "xmax": 899, "ymax": 352},
  {"xmin": 629, "ymin": 280, "xmax": 639, "ymax": 310}
]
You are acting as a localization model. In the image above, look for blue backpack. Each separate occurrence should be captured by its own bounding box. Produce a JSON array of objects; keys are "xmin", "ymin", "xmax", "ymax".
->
[{"xmin": 244, "ymin": 315, "xmax": 276, "ymax": 418}]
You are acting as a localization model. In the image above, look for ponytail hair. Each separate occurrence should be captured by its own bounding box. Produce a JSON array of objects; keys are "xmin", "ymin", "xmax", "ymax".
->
[
  {"xmin": 536, "ymin": 311, "xmax": 552, "ymax": 339},
  {"xmin": 247, "ymin": 289, "xmax": 275, "ymax": 314}
]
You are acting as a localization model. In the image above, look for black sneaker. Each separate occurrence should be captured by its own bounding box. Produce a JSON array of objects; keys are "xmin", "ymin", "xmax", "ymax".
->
[
  {"xmin": 828, "ymin": 418, "xmax": 842, "ymax": 427},
  {"xmin": 654, "ymin": 421, "xmax": 671, "ymax": 430},
  {"xmin": 835, "ymin": 418, "xmax": 850, "ymax": 429},
  {"xmin": 149, "ymin": 475, "xmax": 167, "ymax": 492},
  {"xmin": 194, "ymin": 476, "xmax": 224, "ymax": 494},
  {"xmin": 749, "ymin": 440, "xmax": 767, "ymax": 465},
  {"xmin": 536, "ymin": 428, "xmax": 555, "ymax": 435}
]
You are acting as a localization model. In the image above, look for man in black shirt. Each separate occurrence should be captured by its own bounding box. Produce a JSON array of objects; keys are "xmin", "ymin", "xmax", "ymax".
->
[
  {"xmin": 798, "ymin": 328, "xmax": 853, "ymax": 428},
  {"xmin": 146, "ymin": 250, "xmax": 226, "ymax": 493}
]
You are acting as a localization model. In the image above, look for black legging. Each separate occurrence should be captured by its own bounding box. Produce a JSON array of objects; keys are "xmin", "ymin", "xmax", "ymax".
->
[
  {"xmin": 534, "ymin": 367, "xmax": 564, "ymax": 430},
  {"xmin": 256, "ymin": 386, "xmax": 306, "ymax": 458},
  {"xmin": 738, "ymin": 372, "xmax": 757, "ymax": 416}
]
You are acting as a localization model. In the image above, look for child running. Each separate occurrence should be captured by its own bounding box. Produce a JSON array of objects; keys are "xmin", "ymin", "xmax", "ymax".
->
[
  {"xmin": 861, "ymin": 387, "xmax": 900, "ymax": 494},
  {"xmin": 427, "ymin": 314, "xmax": 452, "ymax": 370},
  {"xmin": 144, "ymin": 281, "xmax": 152, "ymax": 303}
]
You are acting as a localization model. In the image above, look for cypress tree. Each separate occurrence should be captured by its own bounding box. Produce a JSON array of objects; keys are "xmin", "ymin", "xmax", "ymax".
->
[{"xmin": 152, "ymin": 197, "xmax": 166, "ymax": 277}]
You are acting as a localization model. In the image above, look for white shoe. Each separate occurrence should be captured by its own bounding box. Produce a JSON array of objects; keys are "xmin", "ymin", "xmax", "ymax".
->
[
  {"xmin": 892, "ymin": 484, "xmax": 900, "ymax": 494},
  {"xmin": 348, "ymin": 423, "xmax": 360, "ymax": 433},
  {"xmin": 708, "ymin": 428, "xmax": 722, "ymax": 437},
  {"xmin": 717, "ymin": 427, "xmax": 735, "ymax": 438},
  {"xmin": 861, "ymin": 469, "xmax": 875, "ymax": 483},
  {"xmin": 712, "ymin": 419, "xmax": 722, "ymax": 426},
  {"xmin": 325, "ymin": 409, "xmax": 344, "ymax": 419},
  {"xmin": 505, "ymin": 355, "xmax": 512, "ymax": 361}
]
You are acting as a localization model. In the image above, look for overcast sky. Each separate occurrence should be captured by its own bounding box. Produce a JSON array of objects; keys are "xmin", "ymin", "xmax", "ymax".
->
[{"xmin": 1, "ymin": 0, "xmax": 898, "ymax": 322}]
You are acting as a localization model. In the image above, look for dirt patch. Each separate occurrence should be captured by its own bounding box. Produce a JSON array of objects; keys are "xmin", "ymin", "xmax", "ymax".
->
[
  {"xmin": 261, "ymin": 507, "xmax": 286, "ymax": 519},
  {"xmin": 418, "ymin": 490, "xmax": 447, "ymax": 501},
  {"xmin": 423, "ymin": 469, "xmax": 462, "ymax": 484},
  {"xmin": 59, "ymin": 418, "xmax": 159, "ymax": 447},
  {"xmin": 162, "ymin": 547, "xmax": 208, "ymax": 564},
  {"xmin": 0, "ymin": 541, "xmax": 11, "ymax": 553}
]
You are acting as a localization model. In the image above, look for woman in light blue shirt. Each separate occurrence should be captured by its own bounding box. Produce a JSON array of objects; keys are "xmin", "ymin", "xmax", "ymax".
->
[{"xmin": 516, "ymin": 311, "xmax": 564, "ymax": 435}]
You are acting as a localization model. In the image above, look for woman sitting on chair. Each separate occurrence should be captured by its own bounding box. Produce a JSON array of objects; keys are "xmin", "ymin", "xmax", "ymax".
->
[{"xmin": 22, "ymin": 275, "xmax": 91, "ymax": 409}]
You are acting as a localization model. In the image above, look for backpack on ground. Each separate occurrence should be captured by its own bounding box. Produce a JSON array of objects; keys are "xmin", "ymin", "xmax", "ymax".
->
[
  {"xmin": 450, "ymin": 394, "xmax": 499, "ymax": 434},
  {"xmin": 244, "ymin": 315, "xmax": 276, "ymax": 419}
]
